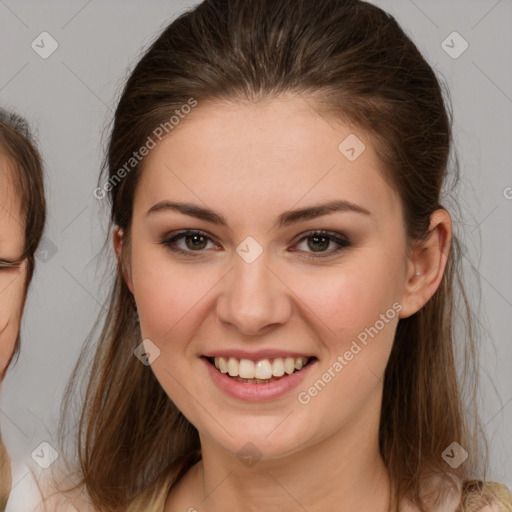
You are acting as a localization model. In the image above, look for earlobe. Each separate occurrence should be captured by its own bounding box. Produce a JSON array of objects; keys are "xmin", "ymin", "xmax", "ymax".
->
[
  {"xmin": 112, "ymin": 226, "xmax": 135, "ymax": 295},
  {"xmin": 399, "ymin": 209, "xmax": 452, "ymax": 319},
  {"xmin": 113, "ymin": 226, "xmax": 123, "ymax": 263}
]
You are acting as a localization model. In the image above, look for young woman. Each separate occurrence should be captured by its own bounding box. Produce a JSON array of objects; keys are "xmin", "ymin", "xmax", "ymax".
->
[
  {"xmin": 0, "ymin": 109, "xmax": 46, "ymax": 510},
  {"xmin": 40, "ymin": 0, "xmax": 511, "ymax": 510}
]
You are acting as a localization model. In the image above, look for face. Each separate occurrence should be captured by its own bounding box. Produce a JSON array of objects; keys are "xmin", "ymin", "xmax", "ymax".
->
[
  {"xmin": 0, "ymin": 157, "xmax": 26, "ymax": 380},
  {"xmin": 117, "ymin": 97, "xmax": 442, "ymax": 460}
]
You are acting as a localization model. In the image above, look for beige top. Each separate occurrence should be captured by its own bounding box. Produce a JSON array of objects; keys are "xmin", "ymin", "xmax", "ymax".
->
[
  {"xmin": 6, "ymin": 462, "xmax": 512, "ymax": 512},
  {"xmin": 457, "ymin": 481, "xmax": 512, "ymax": 512},
  {"xmin": 145, "ymin": 477, "xmax": 512, "ymax": 512}
]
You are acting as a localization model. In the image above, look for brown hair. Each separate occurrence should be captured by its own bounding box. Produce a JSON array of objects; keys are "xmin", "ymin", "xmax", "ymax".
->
[
  {"xmin": 0, "ymin": 109, "xmax": 47, "ymax": 378},
  {"xmin": 53, "ymin": 1, "xmax": 488, "ymax": 510},
  {"xmin": 0, "ymin": 110, "xmax": 46, "ymax": 509}
]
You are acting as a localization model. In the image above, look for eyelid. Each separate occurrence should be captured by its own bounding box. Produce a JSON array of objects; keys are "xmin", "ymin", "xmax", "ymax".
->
[
  {"xmin": 0, "ymin": 259, "xmax": 22, "ymax": 269},
  {"xmin": 160, "ymin": 229, "xmax": 220, "ymax": 253},
  {"xmin": 160, "ymin": 229, "xmax": 352, "ymax": 259},
  {"xmin": 291, "ymin": 230, "xmax": 352, "ymax": 259}
]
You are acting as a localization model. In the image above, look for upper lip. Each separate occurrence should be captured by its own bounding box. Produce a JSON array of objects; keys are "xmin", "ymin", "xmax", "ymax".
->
[{"xmin": 202, "ymin": 349, "xmax": 315, "ymax": 361}]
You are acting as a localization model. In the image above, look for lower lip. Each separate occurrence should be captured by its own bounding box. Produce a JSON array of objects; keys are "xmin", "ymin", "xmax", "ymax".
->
[{"xmin": 202, "ymin": 357, "xmax": 317, "ymax": 402}]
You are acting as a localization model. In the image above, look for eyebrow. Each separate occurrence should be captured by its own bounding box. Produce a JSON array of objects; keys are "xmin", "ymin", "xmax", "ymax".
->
[{"xmin": 145, "ymin": 199, "xmax": 371, "ymax": 229}]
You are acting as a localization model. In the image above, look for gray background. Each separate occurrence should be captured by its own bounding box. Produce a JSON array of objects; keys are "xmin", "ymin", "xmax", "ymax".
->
[{"xmin": 0, "ymin": 0, "xmax": 511, "ymax": 497}]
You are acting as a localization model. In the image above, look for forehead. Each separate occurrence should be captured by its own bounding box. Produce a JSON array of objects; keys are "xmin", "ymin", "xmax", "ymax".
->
[
  {"xmin": 134, "ymin": 97, "xmax": 401, "ymax": 224},
  {"xmin": 0, "ymin": 154, "xmax": 24, "ymax": 247}
]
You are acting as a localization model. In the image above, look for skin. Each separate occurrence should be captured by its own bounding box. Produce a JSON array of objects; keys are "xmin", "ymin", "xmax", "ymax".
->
[
  {"xmin": 0, "ymin": 155, "xmax": 27, "ymax": 506},
  {"xmin": 0, "ymin": 156, "xmax": 26, "ymax": 379},
  {"xmin": 113, "ymin": 97, "xmax": 453, "ymax": 512}
]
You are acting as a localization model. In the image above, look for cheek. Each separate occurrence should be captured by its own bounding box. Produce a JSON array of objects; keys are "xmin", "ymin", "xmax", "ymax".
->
[
  {"xmin": 0, "ymin": 279, "xmax": 25, "ymax": 375},
  {"xmin": 294, "ymin": 252, "xmax": 403, "ymax": 402},
  {"xmin": 131, "ymin": 238, "xmax": 404, "ymax": 344},
  {"xmin": 296, "ymin": 252, "xmax": 403, "ymax": 343},
  {"xmin": 328, "ymin": 274, "xmax": 400, "ymax": 340},
  {"xmin": 0, "ymin": 325, "xmax": 18, "ymax": 376},
  {"xmin": 130, "ymin": 247, "xmax": 218, "ymax": 346}
]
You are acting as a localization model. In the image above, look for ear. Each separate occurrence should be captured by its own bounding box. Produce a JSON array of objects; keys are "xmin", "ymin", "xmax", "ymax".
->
[
  {"xmin": 112, "ymin": 226, "xmax": 135, "ymax": 295},
  {"xmin": 399, "ymin": 208, "xmax": 452, "ymax": 319}
]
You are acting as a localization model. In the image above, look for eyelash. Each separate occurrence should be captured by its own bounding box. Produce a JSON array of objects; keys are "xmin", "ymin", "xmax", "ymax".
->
[
  {"xmin": 160, "ymin": 229, "xmax": 352, "ymax": 260},
  {"xmin": 0, "ymin": 259, "xmax": 21, "ymax": 270}
]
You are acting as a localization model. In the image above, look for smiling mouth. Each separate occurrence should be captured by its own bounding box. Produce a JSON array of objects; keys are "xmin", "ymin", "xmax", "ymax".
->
[{"xmin": 205, "ymin": 356, "xmax": 317, "ymax": 384}]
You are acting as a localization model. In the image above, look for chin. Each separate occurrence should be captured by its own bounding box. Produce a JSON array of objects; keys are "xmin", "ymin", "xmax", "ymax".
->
[{"xmin": 200, "ymin": 415, "xmax": 319, "ymax": 462}]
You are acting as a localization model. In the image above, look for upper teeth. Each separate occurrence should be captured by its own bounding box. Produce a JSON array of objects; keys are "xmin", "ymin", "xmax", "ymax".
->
[{"xmin": 213, "ymin": 356, "xmax": 309, "ymax": 379}]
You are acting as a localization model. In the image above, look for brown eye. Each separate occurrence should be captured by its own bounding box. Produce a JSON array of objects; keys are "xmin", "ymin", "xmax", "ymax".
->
[
  {"xmin": 184, "ymin": 233, "xmax": 208, "ymax": 250},
  {"xmin": 293, "ymin": 231, "xmax": 352, "ymax": 259},
  {"xmin": 161, "ymin": 230, "xmax": 218, "ymax": 256},
  {"xmin": 160, "ymin": 229, "xmax": 352, "ymax": 259},
  {"xmin": 307, "ymin": 235, "xmax": 330, "ymax": 252}
]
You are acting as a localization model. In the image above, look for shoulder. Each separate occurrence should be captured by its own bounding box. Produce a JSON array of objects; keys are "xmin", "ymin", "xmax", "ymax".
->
[
  {"xmin": 460, "ymin": 480, "xmax": 512, "ymax": 512},
  {"xmin": 16, "ymin": 468, "xmax": 96, "ymax": 512},
  {"xmin": 4, "ymin": 460, "xmax": 42, "ymax": 512}
]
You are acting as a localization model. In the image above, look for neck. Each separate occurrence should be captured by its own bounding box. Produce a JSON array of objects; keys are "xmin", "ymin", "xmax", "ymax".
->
[{"xmin": 185, "ymin": 398, "xmax": 391, "ymax": 512}]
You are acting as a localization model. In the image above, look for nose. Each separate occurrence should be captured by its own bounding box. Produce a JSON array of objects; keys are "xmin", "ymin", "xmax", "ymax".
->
[{"xmin": 215, "ymin": 249, "xmax": 292, "ymax": 336}]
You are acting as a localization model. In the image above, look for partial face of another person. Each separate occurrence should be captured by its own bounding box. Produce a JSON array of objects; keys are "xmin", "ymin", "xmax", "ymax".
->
[
  {"xmin": 116, "ymin": 96, "xmax": 445, "ymax": 460},
  {"xmin": 0, "ymin": 156, "xmax": 26, "ymax": 379}
]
